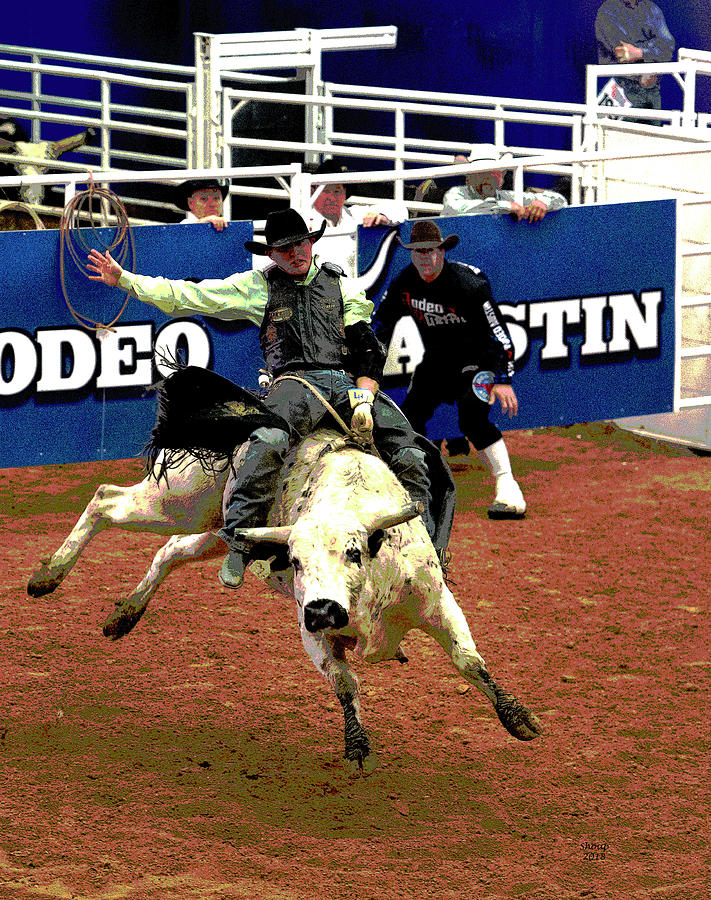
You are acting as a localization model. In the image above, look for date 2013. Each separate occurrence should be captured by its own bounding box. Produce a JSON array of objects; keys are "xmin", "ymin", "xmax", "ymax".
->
[{"xmin": 581, "ymin": 841, "xmax": 607, "ymax": 860}]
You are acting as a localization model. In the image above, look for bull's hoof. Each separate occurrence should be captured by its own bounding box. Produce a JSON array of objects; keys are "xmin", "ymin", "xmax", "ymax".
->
[
  {"xmin": 494, "ymin": 691, "xmax": 543, "ymax": 742},
  {"xmin": 345, "ymin": 750, "xmax": 379, "ymax": 776},
  {"xmin": 27, "ymin": 561, "xmax": 62, "ymax": 597},
  {"xmin": 102, "ymin": 598, "xmax": 149, "ymax": 641}
]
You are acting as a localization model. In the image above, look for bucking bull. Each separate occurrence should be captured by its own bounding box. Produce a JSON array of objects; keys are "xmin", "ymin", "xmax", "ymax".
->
[{"xmin": 27, "ymin": 367, "xmax": 541, "ymax": 772}]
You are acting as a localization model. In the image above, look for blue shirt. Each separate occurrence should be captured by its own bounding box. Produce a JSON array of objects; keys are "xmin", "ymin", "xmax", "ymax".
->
[{"xmin": 595, "ymin": 0, "xmax": 675, "ymax": 66}]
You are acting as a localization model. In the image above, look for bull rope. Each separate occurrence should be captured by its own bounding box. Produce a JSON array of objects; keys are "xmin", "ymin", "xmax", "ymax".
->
[
  {"xmin": 59, "ymin": 176, "xmax": 135, "ymax": 334},
  {"xmin": 271, "ymin": 374, "xmax": 381, "ymax": 457}
]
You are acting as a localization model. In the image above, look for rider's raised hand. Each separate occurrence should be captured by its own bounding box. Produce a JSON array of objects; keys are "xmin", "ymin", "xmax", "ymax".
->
[{"xmin": 87, "ymin": 249, "xmax": 123, "ymax": 286}]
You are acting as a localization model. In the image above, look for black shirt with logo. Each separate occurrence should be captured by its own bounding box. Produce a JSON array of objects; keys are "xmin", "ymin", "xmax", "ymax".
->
[{"xmin": 374, "ymin": 260, "xmax": 515, "ymax": 386}]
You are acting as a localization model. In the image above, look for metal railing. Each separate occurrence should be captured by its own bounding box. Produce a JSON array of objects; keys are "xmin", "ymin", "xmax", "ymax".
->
[
  {"xmin": 0, "ymin": 43, "xmax": 196, "ymax": 215},
  {"xmin": 586, "ymin": 51, "xmax": 711, "ymax": 130}
]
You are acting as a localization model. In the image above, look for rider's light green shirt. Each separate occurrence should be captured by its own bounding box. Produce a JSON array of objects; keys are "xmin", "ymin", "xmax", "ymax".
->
[{"xmin": 117, "ymin": 256, "xmax": 374, "ymax": 327}]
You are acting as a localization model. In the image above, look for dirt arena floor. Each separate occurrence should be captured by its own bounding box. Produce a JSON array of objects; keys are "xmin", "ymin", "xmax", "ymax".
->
[{"xmin": 1, "ymin": 423, "xmax": 709, "ymax": 900}]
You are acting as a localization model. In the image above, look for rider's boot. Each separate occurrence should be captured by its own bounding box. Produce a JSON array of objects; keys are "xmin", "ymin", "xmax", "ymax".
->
[
  {"xmin": 219, "ymin": 548, "xmax": 247, "ymax": 590},
  {"xmin": 388, "ymin": 445, "xmax": 435, "ymax": 538},
  {"xmin": 218, "ymin": 425, "xmax": 291, "ymax": 590}
]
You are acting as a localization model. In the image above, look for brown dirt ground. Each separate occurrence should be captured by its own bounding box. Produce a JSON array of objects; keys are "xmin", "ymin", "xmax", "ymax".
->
[{"xmin": 0, "ymin": 423, "xmax": 709, "ymax": 900}]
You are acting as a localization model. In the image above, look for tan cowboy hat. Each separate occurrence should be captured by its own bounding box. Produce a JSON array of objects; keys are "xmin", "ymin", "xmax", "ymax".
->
[
  {"xmin": 398, "ymin": 220, "xmax": 459, "ymax": 251},
  {"xmin": 244, "ymin": 208, "xmax": 327, "ymax": 255}
]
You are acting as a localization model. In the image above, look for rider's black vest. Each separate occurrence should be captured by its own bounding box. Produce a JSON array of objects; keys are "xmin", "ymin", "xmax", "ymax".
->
[{"xmin": 260, "ymin": 263, "xmax": 351, "ymax": 375}]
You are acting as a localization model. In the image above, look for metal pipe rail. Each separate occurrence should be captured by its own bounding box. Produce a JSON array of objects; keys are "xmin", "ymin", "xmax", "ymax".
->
[
  {"xmin": 0, "ymin": 43, "xmax": 196, "ymax": 77},
  {"xmin": 586, "ymin": 58, "xmax": 711, "ymax": 130},
  {"xmin": 3, "ymin": 145, "xmax": 709, "ymax": 222},
  {"xmin": 224, "ymin": 86, "xmax": 584, "ymax": 126},
  {"xmin": 326, "ymin": 81, "xmax": 590, "ymax": 115}
]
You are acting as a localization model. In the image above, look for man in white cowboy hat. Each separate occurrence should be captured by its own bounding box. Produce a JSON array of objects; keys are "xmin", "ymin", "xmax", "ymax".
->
[
  {"xmin": 441, "ymin": 144, "xmax": 566, "ymax": 221},
  {"xmin": 306, "ymin": 158, "xmax": 409, "ymax": 277},
  {"xmin": 176, "ymin": 178, "xmax": 230, "ymax": 231},
  {"xmin": 87, "ymin": 208, "xmax": 434, "ymax": 589},
  {"xmin": 374, "ymin": 219, "xmax": 526, "ymax": 519}
]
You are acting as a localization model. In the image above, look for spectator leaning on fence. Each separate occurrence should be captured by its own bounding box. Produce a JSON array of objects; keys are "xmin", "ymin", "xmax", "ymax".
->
[
  {"xmin": 307, "ymin": 158, "xmax": 409, "ymax": 278},
  {"xmin": 441, "ymin": 145, "xmax": 567, "ymax": 221},
  {"xmin": 176, "ymin": 178, "xmax": 230, "ymax": 231},
  {"xmin": 595, "ymin": 0, "xmax": 675, "ymax": 111}
]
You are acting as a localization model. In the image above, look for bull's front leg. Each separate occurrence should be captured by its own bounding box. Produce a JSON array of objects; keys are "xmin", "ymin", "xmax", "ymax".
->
[
  {"xmin": 421, "ymin": 585, "xmax": 542, "ymax": 742},
  {"xmin": 103, "ymin": 531, "xmax": 223, "ymax": 641},
  {"xmin": 300, "ymin": 628, "xmax": 378, "ymax": 775}
]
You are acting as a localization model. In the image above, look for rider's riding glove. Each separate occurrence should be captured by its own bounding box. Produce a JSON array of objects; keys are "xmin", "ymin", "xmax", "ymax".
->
[{"xmin": 348, "ymin": 388, "xmax": 375, "ymax": 442}]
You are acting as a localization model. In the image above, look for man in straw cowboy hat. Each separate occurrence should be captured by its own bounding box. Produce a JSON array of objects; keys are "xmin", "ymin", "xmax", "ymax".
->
[
  {"xmin": 374, "ymin": 219, "xmax": 526, "ymax": 519},
  {"xmin": 441, "ymin": 144, "xmax": 566, "ymax": 222},
  {"xmin": 88, "ymin": 208, "xmax": 434, "ymax": 589}
]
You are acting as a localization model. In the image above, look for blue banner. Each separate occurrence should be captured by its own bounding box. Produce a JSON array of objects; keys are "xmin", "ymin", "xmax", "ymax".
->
[
  {"xmin": 0, "ymin": 200, "xmax": 676, "ymax": 467},
  {"xmin": 0, "ymin": 222, "xmax": 258, "ymax": 467},
  {"xmin": 359, "ymin": 200, "xmax": 676, "ymax": 440}
]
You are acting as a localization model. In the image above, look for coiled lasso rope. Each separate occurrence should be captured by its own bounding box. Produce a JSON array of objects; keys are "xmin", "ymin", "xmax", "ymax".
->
[{"xmin": 59, "ymin": 177, "xmax": 136, "ymax": 334}]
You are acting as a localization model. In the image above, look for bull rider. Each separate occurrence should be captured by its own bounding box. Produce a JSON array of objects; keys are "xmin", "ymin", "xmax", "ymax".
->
[{"xmin": 87, "ymin": 208, "xmax": 434, "ymax": 590}]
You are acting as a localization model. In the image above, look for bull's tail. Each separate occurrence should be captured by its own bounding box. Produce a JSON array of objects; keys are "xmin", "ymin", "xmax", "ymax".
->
[{"xmin": 144, "ymin": 365, "xmax": 291, "ymax": 481}]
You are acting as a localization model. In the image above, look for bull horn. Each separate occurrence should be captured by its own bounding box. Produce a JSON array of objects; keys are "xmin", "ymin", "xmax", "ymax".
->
[
  {"xmin": 230, "ymin": 525, "xmax": 292, "ymax": 545},
  {"xmin": 51, "ymin": 129, "xmax": 93, "ymax": 157},
  {"xmin": 366, "ymin": 500, "xmax": 423, "ymax": 535}
]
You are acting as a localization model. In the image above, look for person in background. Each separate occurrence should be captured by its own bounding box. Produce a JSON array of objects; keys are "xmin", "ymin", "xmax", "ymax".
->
[
  {"xmin": 87, "ymin": 209, "xmax": 434, "ymax": 589},
  {"xmin": 307, "ymin": 158, "xmax": 409, "ymax": 277},
  {"xmin": 176, "ymin": 178, "xmax": 229, "ymax": 231},
  {"xmin": 441, "ymin": 144, "xmax": 567, "ymax": 221},
  {"xmin": 595, "ymin": 0, "xmax": 675, "ymax": 111},
  {"xmin": 373, "ymin": 220, "xmax": 526, "ymax": 520}
]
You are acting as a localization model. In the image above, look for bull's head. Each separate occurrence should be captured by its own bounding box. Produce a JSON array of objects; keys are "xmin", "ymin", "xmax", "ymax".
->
[
  {"xmin": 233, "ymin": 500, "xmax": 422, "ymax": 633},
  {"xmin": 0, "ymin": 129, "xmax": 94, "ymax": 205}
]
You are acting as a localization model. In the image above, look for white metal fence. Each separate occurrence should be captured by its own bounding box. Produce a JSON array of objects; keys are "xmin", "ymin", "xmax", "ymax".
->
[{"xmin": 0, "ymin": 43, "xmax": 197, "ymax": 217}]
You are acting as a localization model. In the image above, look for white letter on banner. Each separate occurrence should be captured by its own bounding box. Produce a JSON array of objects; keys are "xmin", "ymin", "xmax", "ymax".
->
[
  {"xmin": 580, "ymin": 296, "xmax": 609, "ymax": 357},
  {"xmin": 529, "ymin": 299, "xmax": 581, "ymax": 363},
  {"xmin": 0, "ymin": 331, "xmax": 38, "ymax": 396},
  {"xmin": 96, "ymin": 324, "xmax": 154, "ymax": 388},
  {"xmin": 608, "ymin": 291, "xmax": 662, "ymax": 352},
  {"xmin": 36, "ymin": 329, "xmax": 97, "ymax": 392},
  {"xmin": 154, "ymin": 321, "xmax": 211, "ymax": 377},
  {"xmin": 498, "ymin": 305, "xmax": 529, "ymax": 362},
  {"xmin": 382, "ymin": 316, "xmax": 424, "ymax": 377}
]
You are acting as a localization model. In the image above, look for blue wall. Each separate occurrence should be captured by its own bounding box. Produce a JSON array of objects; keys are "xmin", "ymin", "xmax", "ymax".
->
[
  {"xmin": 0, "ymin": 201, "xmax": 676, "ymax": 467},
  {"xmin": 4, "ymin": 1, "xmax": 709, "ymax": 137}
]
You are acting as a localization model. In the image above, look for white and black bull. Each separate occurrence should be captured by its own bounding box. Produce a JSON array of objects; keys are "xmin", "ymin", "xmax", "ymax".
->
[
  {"xmin": 28, "ymin": 427, "xmax": 541, "ymax": 773},
  {"xmin": 0, "ymin": 119, "xmax": 95, "ymax": 204}
]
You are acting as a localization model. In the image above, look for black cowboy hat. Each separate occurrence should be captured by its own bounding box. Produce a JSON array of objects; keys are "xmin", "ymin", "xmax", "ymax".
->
[
  {"xmin": 398, "ymin": 219, "xmax": 459, "ymax": 251},
  {"xmin": 309, "ymin": 158, "xmax": 353, "ymax": 197},
  {"xmin": 313, "ymin": 158, "xmax": 349, "ymax": 178},
  {"xmin": 175, "ymin": 178, "xmax": 229, "ymax": 210},
  {"xmin": 244, "ymin": 208, "xmax": 327, "ymax": 256}
]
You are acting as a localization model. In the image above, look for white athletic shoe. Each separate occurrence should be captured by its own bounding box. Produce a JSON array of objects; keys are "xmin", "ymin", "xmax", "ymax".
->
[{"xmin": 488, "ymin": 476, "xmax": 527, "ymax": 520}]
